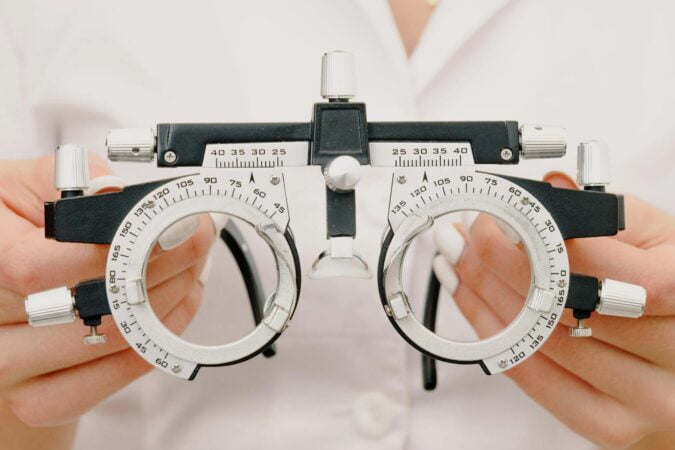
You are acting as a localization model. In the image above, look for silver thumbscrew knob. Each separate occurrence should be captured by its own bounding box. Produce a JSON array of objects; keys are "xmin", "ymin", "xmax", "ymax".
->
[
  {"xmin": 519, "ymin": 124, "xmax": 567, "ymax": 159},
  {"xmin": 55, "ymin": 144, "xmax": 89, "ymax": 192},
  {"xmin": 321, "ymin": 51, "xmax": 356, "ymax": 100},
  {"xmin": 596, "ymin": 279, "xmax": 646, "ymax": 318},
  {"xmin": 323, "ymin": 155, "xmax": 361, "ymax": 192},
  {"xmin": 577, "ymin": 140, "xmax": 611, "ymax": 188},
  {"xmin": 25, "ymin": 286, "xmax": 76, "ymax": 327},
  {"xmin": 569, "ymin": 319, "xmax": 593, "ymax": 337},
  {"xmin": 84, "ymin": 326, "xmax": 107, "ymax": 345},
  {"xmin": 569, "ymin": 278, "xmax": 646, "ymax": 338},
  {"xmin": 106, "ymin": 128, "xmax": 156, "ymax": 162}
]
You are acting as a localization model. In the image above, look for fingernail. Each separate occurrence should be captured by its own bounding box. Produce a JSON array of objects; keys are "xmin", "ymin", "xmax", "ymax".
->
[
  {"xmin": 495, "ymin": 218, "xmax": 521, "ymax": 244},
  {"xmin": 199, "ymin": 254, "xmax": 213, "ymax": 285},
  {"xmin": 86, "ymin": 175, "xmax": 127, "ymax": 195},
  {"xmin": 158, "ymin": 215, "xmax": 200, "ymax": 250},
  {"xmin": 432, "ymin": 254, "xmax": 459, "ymax": 295},
  {"xmin": 209, "ymin": 213, "xmax": 230, "ymax": 236},
  {"xmin": 433, "ymin": 224, "xmax": 465, "ymax": 265}
]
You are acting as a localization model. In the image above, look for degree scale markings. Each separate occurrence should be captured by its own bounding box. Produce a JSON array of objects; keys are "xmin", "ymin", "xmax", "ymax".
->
[
  {"xmin": 384, "ymin": 169, "xmax": 569, "ymax": 373},
  {"xmin": 105, "ymin": 172, "xmax": 292, "ymax": 379}
]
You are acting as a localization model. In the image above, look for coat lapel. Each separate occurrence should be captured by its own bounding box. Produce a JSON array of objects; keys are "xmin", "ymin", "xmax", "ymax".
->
[
  {"xmin": 410, "ymin": 0, "xmax": 513, "ymax": 94},
  {"xmin": 353, "ymin": 0, "xmax": 410, "ymax": 80}
]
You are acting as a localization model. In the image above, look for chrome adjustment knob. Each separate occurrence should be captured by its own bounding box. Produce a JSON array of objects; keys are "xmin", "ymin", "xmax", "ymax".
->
[
  {"xmin": 569, "ymin": 278, "xmax": 646, "ymax": 338},
  {"xmin": 84, "ymin": 326, "xmax": 107, "ymax": 345},
  {"xmin": 323, "ymin": 155, "xmax": 361, "ymax": 192},
  {"xmin": 596, "ymin": 279, "xmax": 646, "ymax": 318},
  {"xmin": 25, "ymin": 286, "xmax": 76, "ymax": 327},
  {"xmin": 519, "ymin": 124, "xmax": 567, "ymax": 159},
  {"xmin": 577, "ymin": 140, "xmax": 611, "ymax": 188},
  {"xmin": 107, "ymin": 128, "xmax": 156, "ymax": 162},
  {"xmin": 321, "ymin": 51, "xmax": 356, "ymax": 100},
  {"xmin": 569, "ymin": 319, "xmax": 592, "ymax": 337},
  {"xmin": 55, "ymin": 144, "xmax": 89, "ymax": 193}
]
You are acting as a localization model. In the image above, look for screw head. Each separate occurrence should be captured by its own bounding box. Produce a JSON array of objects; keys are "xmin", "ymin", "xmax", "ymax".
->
[
  {"xmin": 569, "ymin": 319, "xmax": 592, "ymax": 338},
  {"xmin": 84, "ymin": 334, "xmax": 107, "ymax": 345},
  {"xmin": 500, "ymin": 148, "xmax": 513, "ymax": 161},
  {"xmin": 520, "ymin": 196, "xmax": 530, "ymax": 205},
  {"xmin": 270, "ymin": 175, "xmax": 280, "ymax": 185},
  {"xmin": 110, "ymin": 285, "xmax": 120, "ymax": 294},
  {"xmin": 396, "ymin": 175, "xmax": 407, "ymax": 184},
  {"xmin": 558, "ymin": 279, "xmax": 567, "ymax": 288},
  {"xmin": 498, "ymin": 359, "xmax": 508, "ymax": 369},
  {"xmin": 163, "ymin": 150, "xmax": 177, "ymax": 165},
  {"xmin": 171, "ymin": 364, "xmax": 182, "ymax": 374},
  {"xmin": 569, "ymin": 326, "xmax": 593, "ymax": 338},
  {"xmin": 83, "ymin": 326, "xmax": 107, "ymax": 345}
]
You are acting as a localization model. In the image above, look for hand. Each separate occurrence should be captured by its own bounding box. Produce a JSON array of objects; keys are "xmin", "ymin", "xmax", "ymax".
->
[
  {"xmin": 0, "ymin": 154, "xmax": 214, "ymax": 435},
  {"xmin": 433, "ymin": 172, "xmax": 675, "ymax": 449}
]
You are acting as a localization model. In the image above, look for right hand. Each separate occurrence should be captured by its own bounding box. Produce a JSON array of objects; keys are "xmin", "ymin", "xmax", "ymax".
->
[{"xmin": 0, "ymin": 154, "xmax": 215, "ymax": 430}]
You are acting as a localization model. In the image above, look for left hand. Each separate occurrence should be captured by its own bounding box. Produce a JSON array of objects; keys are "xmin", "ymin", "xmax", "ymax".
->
[{"xmin": 433, "ymin": 172, "xmax": 675, "ymax": 449}]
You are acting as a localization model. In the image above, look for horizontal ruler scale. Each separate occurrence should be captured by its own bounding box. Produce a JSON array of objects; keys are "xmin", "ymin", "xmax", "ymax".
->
[
  {"xmin": 202, "ymin": 142, "xmax": 475, "ymax": 168},
  {"xmin": 203, "ymin": 142, "xmax": 309, "ymax": 168}
]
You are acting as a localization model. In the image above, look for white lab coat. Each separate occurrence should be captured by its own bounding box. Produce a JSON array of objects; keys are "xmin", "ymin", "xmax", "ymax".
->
[{"xmin": 1, "ymin": 1, "xmax": 673, "ymax": 449}]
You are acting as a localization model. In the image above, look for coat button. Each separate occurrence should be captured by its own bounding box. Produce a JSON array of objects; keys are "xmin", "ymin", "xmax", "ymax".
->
[{"xmin": 352, "ymin": 391, "xmax": 398, "ymax": 438}]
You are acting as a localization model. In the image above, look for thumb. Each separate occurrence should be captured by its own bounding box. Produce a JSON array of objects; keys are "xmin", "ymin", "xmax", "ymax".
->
[
  {"xmin": 543, "ymin": 171, "xmax": 577, "ymax": 190},
  {"xmin": 27, "ymin": 151, "xmax": 112, "ymax": 202},
  {"xmin": 4, "ymin": 152, "xmax": 113, "ymax": 227}
]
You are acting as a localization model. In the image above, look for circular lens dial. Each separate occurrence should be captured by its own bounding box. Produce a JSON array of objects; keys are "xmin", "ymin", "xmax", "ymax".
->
[
  {"xmin": 106, "ymin": 172, "xmax": 299, "ymax": 379},
  {"xmin": 379, "ymin": 169, "xmax": 570, "ymax": 374}
]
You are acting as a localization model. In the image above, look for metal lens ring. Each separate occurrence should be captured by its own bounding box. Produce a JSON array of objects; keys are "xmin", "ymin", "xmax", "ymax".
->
[
  {"xmin": 106, "ymin": 172, "xmax": 299, "ymax": 379},
  {"xmin": 378, "ymin": 171, "xmax": 570, "ymax": 374}
]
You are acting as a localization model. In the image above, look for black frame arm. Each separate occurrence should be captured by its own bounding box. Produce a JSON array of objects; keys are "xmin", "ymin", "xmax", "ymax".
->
[{"xmin": 154, "ymin": 119, "xmax": 521, "ymax": 168}]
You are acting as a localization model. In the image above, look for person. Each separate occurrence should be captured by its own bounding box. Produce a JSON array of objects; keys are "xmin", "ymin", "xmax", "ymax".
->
[{"xmin": 0, "ymin": 1, "xmax": 674, "ymax": 449}]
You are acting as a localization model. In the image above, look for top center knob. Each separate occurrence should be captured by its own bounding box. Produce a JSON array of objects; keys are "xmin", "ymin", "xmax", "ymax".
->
[{"xmin": 321, "ymin": 51, "xmax": 356, "ymax": 100}]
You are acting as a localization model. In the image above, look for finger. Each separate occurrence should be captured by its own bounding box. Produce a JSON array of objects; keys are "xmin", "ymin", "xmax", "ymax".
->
[
  {"xmin": 451, "ymin": 252, "xmax": 675, "ymax": 430},
  {"xmin": 1, "ymin": 213, "xmax": 213, "ymax": 297},
  {"xmin": 0, "ymin": 233, "xmax": 109, "ymax": 296},
  {"xmin": 449, "ymin": 173, "xmax": 674, "ymax": 315},
  {"xmin": 542, "ymin": 324, "xmax": 675, "ymax": 429},
  {"xmin": 0, "ymin": 205, "xmax": 34, "ymax": 238},
  {"xmin": 27, "ymin": 153, "xmax": 111, "ymax": 205},
  {"xmin": 617, "ymin": 194, "xmax": 675, "ymax": 248},
  {"xmin": 0, "ymin": 154, "xmax": 111, "ymax": 228},
  {"xmin": 542, "ymin": 171, "xmax": 577, "ymax": 190},
  {"xmin": 449, "ymin": 205, "xmax": 673, "ymax": 316},
  {"xmin": 0, "ymin": 265, "xmax": 203, "ymax": 385},
  {"xmin": 504, "ymin": 348, "xmax": 651, "ymax": 448},
  {"xmin": 543, "ymin": 172, "xmax": 675, "ymax": 248},
  {"xmin": 0, "ymin": 287, "xmax": 29, "ymax": 325},
  {"xmin": 555, "ymin": 312, "xmax": 675, "ymax": 372},
  {"xmin": 0, "ymin": 217, "xmax": 210, "ymax": 327},
  {"xmin": 454, "ymin": 242, "xmax": 675, "ymax": 386},
  {"xmin": 149, "ymin": 213, "xmax": 215, "ymax": 259},
  {"xmin": 145, "ymin": 216, "xmax": 214, "ymax": 287},
  {"xmin": 156, "ymin": 215, "xmax": 200, "ymax": 251},
  {"xmin": 436, "ymin": 216, "xmax": 530, "ymax": 297},
  {"xmin": 468, "ymin": 214, "xmax": 529, "ymax": 295},
  {"xmin": 4, "ymin": 285, "xmax": 202, "ymax": 427},
  {"xmin": 565, "ymin": 237, "xmax": 673, "ymax": 315},
  {"xmin": 433, "ymin": 256, "xmax": 496, "ymax": 334},
  {"xmin": 434, "ymin": 256, "xmax": 650, "ymax": 447}
]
